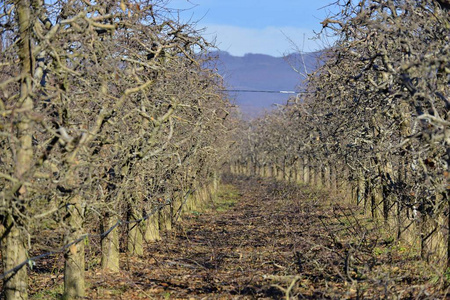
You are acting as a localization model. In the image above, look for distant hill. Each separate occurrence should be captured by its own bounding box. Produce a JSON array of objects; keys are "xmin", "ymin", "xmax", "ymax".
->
[{"xmin": 210, "ymin": 51, "xmax": 321, "ymax": 118}]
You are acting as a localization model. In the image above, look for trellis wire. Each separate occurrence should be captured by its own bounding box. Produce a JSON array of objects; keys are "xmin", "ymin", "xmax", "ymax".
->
[{"xmin": 0, "ymin": 188, "xmax": 195, "ymax": 280}]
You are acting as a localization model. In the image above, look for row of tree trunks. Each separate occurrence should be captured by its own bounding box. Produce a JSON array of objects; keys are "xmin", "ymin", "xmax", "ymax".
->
[
  {"xmin": 231, "ymin": 159, "xmax": 447, "ymax": 264},
  {"xmin": 230, "ymin": 158, "xmax": 448, "ymax": 261},
  {"xmin": 1, "ymin": 180, "xmax": 215, "ymax": 300},
  {"xmin": 229, "ymin": 158, "xmax": 340, "ymax": 193},
  {"xmin": 230, "ymin": 158, "xmax": 436, "ymax": 247}
]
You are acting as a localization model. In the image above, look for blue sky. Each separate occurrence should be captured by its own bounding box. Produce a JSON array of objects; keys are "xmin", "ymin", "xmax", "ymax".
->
[{"xmin": 169, "ymin": 0, "xmax": 338, "ymax": 57}]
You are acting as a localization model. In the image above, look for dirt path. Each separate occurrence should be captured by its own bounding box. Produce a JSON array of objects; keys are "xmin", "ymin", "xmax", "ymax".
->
[{"xmin": 84, "ymin": 176, "xmax": 346, "ymax": 299}]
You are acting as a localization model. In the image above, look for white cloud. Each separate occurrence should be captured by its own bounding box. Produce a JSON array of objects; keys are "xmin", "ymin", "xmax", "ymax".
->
[{"xmin": 201, "ymin": 24, "xmax": 330, "ymax": 57}]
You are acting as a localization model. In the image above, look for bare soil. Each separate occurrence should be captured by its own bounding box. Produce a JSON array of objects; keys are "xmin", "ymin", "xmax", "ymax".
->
[{"xmin": 28, "ymin": 175, "xmax": 450, "ymax": 299}]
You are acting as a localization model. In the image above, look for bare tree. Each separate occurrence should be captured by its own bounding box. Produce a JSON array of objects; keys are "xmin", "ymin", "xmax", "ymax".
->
[
  {"xmin": 0, "ymin": 0, "xmax": 234, "ymax": 298},
  {"xmin": 233, "ymin": 0, "xmax": 449, "ymax": 269}
]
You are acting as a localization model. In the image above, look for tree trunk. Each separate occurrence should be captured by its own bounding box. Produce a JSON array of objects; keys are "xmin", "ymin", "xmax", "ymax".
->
[
  {"xmin": 213, "ymin": 170, "xmax": 219, "ymax": 193},
  {"xmin": 1, "ymin": 216, "xmax": 28, "ymax": 300},
  {"xmin": 341, "ymin": 166, "xmax": 352, "ymax": 201},
  {"xmin": 144, "ymin": 211, "xmax": 160, "ymax": 242},
  {"xmin": 420, "ymin": 212, "xmax": 429, "ymax": 261},
  {"xmin": 370, "ymin": 182, "xmax": 383, "ymax": 219},
  {"xmin": 382, "ymin": 162, "xmax": 393, "ymax": 223},
  {"xmin": 101, "ymin": 212, "xmax": 120, "ymax": 272},
  {"xmin": 316, "ymin": 164, "xmax": 323, "ymax": 188},
  {"xmin": 128, "ymin": 209, "xmax": 144, "ymax": 256},
  {"xmin": 284, "ymin": 163, "xmax": 290, "ymax": 182},
  {"xmin": 159, "ymin": 191, "xmax": 174, "ymax": 231},
  {"xmin": 297, "ymin": 159, "xmax": 304, "ymax": 184},
  {"xmin": 63, "ymin": 195, "xmax": 86, "ymax": 300},
  {"xmin": 304, "ymin": 157, "xmax": 310, "ymax": 184},
  {"xmin": 447, "ymin": 196, "xmax": 450, "ymax": 268},
  {"xmin": 324, "ymin": 164, "xmax": 331, "ymax": 189},
  {"xmin": 330, "ymin": 164, "xmax": 337, "ymax": 192},
  {"xmin": 310, "ymin": 163, "xmax": 316, "ymax": 186},
  {"xmin": 2, "ymin": 1, "xmax": 33, "ymax": 298},
  {"xmin": 356, "ymin": 169, "xmax": 365, "ymax": 207}
]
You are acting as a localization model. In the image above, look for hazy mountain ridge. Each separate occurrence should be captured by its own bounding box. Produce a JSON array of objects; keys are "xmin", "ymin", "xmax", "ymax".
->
[{"xmin": 211, "ymin": 51, "xmax": 320, "ymax": 117}]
